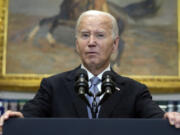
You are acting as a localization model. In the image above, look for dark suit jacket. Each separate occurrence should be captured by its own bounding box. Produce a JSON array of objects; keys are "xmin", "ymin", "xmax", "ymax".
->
[{"xmin": 22, "ymin": 66, "xmax": 164, "ymax": 118}]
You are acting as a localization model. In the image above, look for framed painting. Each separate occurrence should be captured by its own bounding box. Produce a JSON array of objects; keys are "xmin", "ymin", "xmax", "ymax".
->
[{"xmin": 0, "ymin": 0, "xmax": 180, "ymax": 92}]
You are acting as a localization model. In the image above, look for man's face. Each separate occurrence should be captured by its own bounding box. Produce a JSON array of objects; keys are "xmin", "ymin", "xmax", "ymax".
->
[{"xmin": 76, "ymin": 14, "xmax": 119, "ymax": 70}]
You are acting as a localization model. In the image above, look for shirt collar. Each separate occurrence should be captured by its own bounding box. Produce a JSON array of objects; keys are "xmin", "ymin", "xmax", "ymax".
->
[{"xmin": 81, "ymin": 64, "xmax": 111, "ymax": 80}]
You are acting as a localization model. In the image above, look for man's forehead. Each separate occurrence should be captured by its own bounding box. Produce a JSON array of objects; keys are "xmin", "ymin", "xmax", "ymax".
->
[
  {"xmin": 80, "ymin": 29, "xmax": 106, "ymax": 33},
  {"xmin": 81, "ymin": 14, "xmax": 111, "ymax": 23},
  {"xmin": 78, "ymin": 15, "xmax": 112, "ymax": 29}
]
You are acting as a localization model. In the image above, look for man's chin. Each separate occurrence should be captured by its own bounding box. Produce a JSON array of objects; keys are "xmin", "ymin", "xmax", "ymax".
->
[
  {"xmin": 84, "ymin": 58, "xmax": 98, "ymax": 64},
  {"xmin": 87, "ymin": 62, "xmax": 98, "ymax": 67},
  {"xmin": 84, "ymin": 61, "xmax": 98, "ymax": 68}
]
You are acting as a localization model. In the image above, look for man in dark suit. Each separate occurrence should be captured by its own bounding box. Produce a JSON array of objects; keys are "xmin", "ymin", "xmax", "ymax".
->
[
  {"xmin": 21, "ymin": 66, "xmax": 164, "ymax": 118},
  {"xmin": 0, "ymin": 10, "xmax": 180, "ymax": 128}
]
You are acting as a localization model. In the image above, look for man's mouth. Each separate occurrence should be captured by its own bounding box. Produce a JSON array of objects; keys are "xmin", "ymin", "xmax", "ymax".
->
[{"xmin": 86, "ymin": 52, "xmax": 98, "ymax": 56}]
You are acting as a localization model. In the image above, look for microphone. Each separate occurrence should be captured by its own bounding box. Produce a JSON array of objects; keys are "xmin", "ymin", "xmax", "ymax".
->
[
  {"xmin": 98, "ymin": 71, "xmax": 115, "ymax": 105},
  {"xmin": 74, "ymin": 69, "xmax": 90, "ymax": 106},
  {"xmin": 74, "ymin": 69, "xmax": 89, "ymax": 95}
]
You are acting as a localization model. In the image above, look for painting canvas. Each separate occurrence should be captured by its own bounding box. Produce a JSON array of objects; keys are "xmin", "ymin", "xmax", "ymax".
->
[{"xmin": 7, "ymin": 0, "xmax": 178, "ymax": 76}]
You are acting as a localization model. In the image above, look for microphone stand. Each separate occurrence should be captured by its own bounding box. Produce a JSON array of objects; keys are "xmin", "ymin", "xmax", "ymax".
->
[
  {"xmin": 88, "ymin": 88, "xmax": 115, "ymax": 118},
  {"xmin": 76, "ymin": 87, "xmax": 99, "ymax": 119},
  {"xmin": 91, "ymin": 96, "xmax": 99, "ymax": 119},
  {"xmin": 89, "ymin": 93, "xmax": 103, "ymax": 119},
  {"xmin": 90, "ymin": 85, "xmax": 115, "ymax": 118}
]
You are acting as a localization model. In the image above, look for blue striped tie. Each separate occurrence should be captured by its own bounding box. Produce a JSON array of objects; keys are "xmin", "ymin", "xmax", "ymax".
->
[{"xmin": 87, "ymin": 76, "xmax": 101, "ymax": 118}]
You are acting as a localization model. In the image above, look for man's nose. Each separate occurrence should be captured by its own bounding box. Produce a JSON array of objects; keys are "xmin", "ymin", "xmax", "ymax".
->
[{"xmin": 88, "ymin": 35, "xmax": 96, "ymax": 46}]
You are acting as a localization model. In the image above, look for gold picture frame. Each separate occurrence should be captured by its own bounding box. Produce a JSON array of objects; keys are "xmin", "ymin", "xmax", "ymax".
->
[{"xmin": 0, "ymin": 0, "xmax": 180, "ymax": 93}]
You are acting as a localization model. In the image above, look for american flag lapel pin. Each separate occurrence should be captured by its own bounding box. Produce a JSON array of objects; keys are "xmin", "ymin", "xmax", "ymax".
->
[{"xmin": 115, "ymin": 86, "xmax": 120, "ymax": 91}]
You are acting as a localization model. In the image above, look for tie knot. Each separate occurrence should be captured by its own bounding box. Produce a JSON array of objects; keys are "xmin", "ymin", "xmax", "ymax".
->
[{"xmin": 90, "ymin": 76, "xmax": 101, "ymax": 86}]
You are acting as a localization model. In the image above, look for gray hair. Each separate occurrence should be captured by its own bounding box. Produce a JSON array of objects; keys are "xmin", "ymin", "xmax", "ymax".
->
[{"xmin": 75, "ymin": 10, "xmax": 119, "ymax": 39}]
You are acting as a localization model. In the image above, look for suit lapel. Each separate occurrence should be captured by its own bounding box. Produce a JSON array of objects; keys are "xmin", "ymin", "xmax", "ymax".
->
[
  {"xmin": 65, "ymin": 66, "xmax": 88, "ymax": 118},
  {"xmin": 99, "ymin": 69, "xmax": 125, "ymax": 118}
]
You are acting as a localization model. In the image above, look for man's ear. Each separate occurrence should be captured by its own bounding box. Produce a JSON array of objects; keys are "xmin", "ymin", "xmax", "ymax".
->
[{"xmin": 112, "ymin": 36, "xmax": 119, "ymax": 53}]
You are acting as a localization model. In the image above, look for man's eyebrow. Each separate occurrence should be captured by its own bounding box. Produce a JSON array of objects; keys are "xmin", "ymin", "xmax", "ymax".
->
[
  {"xmin": 80, "ymin": 29, "xmax": 89, "ymax": 32},
  {"xmin": 96, "ymin": 31, "xmax": 105, "ymax": 33},
  {"xmin": 95, "ymin": 29, "xmax": 106, "ymax": 33},
  {"xmin": 79, "ymin": 29, "xmax": 106, "ymax": 33}
]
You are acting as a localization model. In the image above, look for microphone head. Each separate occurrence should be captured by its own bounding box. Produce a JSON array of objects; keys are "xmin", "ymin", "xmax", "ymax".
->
[
  {"xmin": 74, "ymin": 68, "xmax": 89, "ymax": 95},
  {"xmin": 101, "ymin": 71, "xmax": 115, "ymax": 94},
  {"xmin": 75, "ymin": 68, "xmax": 88, "ymax": 81},
  {"xmin": 99, "ymin": 71, "xmax": 115, "ymax": 106},
  {"xmin": 74, "ymin": 69, "xmax": 90, "ymax": 107},
  {"xmin": 102, "ymin": 71, "xmax": 114, "ymax": 81}
]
